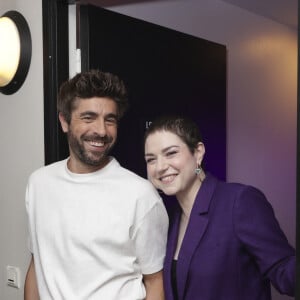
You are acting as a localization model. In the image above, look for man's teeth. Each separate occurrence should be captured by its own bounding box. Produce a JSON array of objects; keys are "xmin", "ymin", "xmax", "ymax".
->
[{"xmin": 90, "ymin": 141, "xmax": 104, "ymax": 147}]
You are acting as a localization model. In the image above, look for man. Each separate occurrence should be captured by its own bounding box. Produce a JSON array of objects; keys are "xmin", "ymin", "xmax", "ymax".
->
[{"xmin": 24, "ymin": 70, "xmax": 168, "ymax": 300}]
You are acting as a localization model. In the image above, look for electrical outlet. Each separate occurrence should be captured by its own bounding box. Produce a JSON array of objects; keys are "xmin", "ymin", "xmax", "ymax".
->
[{"xmin": 6, "ymin": 266, "xmax": 20, "ymax": 289}]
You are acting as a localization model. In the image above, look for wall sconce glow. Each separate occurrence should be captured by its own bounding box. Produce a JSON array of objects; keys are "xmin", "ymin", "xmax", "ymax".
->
[{"xmin": 0, "ymin": 11, "xmax": 31, "ymax": 95}]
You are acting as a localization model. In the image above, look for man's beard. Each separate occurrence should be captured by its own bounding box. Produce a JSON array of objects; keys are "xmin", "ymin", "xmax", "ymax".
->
[{"xmin": 67, "ymin": 130, "xmax": 114, "ymax": 167}]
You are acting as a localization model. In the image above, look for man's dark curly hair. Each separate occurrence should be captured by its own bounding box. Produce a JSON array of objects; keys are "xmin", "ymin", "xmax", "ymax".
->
[{"xmin": 57, "ymin": 69, "xmax": 129, "ymax": 124}]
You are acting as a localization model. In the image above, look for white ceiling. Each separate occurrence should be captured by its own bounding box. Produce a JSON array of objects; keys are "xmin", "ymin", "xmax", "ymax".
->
[
  {"xmin": 82, "ymin": 0, "xmax": 298, "ymax": 30},
  {"xmin": 221, "ymin": 0, "xmax": 298, "ymax": 30}
]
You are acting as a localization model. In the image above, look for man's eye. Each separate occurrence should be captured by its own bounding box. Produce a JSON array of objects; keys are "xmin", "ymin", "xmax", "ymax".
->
[
  {"xmin": 106, "ymin": 117, "xmax": 118, "ymax": 125},
  {"xmin": 82, "ymin": 116, "xmax": 92, "ymax": 121}
]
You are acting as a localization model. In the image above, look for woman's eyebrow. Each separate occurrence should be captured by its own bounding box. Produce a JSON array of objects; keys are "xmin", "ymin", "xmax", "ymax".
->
[
  {"xmin": 145, "ymin": 145, "xmax": 179, "ymax": 157},
  {"xmin": 161, "ymin": 145, "xmax": 180, "ymax": 153}
]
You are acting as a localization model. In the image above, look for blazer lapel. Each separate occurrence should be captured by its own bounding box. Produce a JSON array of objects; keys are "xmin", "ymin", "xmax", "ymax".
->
[
  {"xmin": 176, "ymin": 174, "xmax": 218, "ymax": 300},
  {"xmin": 164, "ymin": 205, "xmax": 181, "ymax": 300}
]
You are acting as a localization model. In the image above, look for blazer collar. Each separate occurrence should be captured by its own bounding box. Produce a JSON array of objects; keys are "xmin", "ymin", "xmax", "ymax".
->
[
  {"xmin": 165, "ymin": 173, "xmax": 218, "ymax": 300},
  {"xmin": 191, "ymin": 172, "xmax": 218, "ymax": 214}
]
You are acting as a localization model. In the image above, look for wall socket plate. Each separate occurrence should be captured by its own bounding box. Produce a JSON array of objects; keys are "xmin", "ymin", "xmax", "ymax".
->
[{"xmin": 6, "ymin": 265, "xmax": 20, "ymax": 289}]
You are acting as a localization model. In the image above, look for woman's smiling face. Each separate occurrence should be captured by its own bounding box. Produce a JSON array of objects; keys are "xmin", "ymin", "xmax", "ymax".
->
[{"xmin": 145, "ymin": 130, "xmax": 204, "ymax": 198}]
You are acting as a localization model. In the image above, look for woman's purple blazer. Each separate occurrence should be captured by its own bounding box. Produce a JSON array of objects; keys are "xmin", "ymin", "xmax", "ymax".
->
[{"xmin": 163, "ymin": 173, "xmax": 295, "ymax": 300}]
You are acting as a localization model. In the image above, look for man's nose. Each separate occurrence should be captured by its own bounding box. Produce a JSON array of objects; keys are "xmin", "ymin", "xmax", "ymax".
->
[{"xmin": 93, "ymin": 119, "xmax": 107, "ymax": 137}]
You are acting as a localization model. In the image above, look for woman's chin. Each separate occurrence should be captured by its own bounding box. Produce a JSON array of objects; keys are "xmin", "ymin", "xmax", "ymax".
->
[{"xmin": 160, "ymin": 187, "xmax": 177, "ymax": 196}]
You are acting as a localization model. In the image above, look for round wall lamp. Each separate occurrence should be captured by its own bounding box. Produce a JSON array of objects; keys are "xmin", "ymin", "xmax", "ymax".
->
[{"xmin": 0, "ymin": 11, "xmax": 32, "ymax": 95}]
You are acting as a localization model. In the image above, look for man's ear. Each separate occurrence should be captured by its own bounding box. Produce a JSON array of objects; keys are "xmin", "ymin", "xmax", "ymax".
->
[{"xmin": 58, "ymin": 112, "xmax": 69, "ymax": 133}]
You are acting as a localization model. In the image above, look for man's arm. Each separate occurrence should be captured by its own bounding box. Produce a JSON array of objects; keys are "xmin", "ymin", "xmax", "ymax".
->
[
  {"xmin": 143, "ymin": 270, "xmax": 165, "ymax": 300},
  {"xmin": 24, "ymin": 255, "xmax": 39, "ymax": 300}
]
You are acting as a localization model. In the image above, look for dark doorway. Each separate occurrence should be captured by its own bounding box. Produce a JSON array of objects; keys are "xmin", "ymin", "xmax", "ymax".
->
[{"xmin": 79, "ymin": 5, "xmax": 227, "ymax": 179}]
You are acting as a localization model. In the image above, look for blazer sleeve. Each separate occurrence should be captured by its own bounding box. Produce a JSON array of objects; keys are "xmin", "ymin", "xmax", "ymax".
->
[{"xmin": 233, "ymin": 185, "xmax": 295, "ymax": 296}]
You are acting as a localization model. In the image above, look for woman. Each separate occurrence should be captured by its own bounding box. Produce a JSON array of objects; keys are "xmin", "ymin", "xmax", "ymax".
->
[{"xmin": 144, "ymin": 115, "xmax": 295, "ymax": 300}]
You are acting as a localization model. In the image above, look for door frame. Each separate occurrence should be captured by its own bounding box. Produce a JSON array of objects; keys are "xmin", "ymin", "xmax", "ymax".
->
[{"xmin": 42, "ymin": 0, "xmax": 70, "ymax": 165}]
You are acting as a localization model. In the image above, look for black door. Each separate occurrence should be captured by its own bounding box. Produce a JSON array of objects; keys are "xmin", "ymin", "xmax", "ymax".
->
[{"xmin": 79, "ymin": 4, "xmax": 227, "ymax": 180}]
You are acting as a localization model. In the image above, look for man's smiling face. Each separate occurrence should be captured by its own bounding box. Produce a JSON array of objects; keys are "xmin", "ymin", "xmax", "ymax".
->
[{"xmin": 59, "ymin": 96, "xmax": 118, "ymax": 173}]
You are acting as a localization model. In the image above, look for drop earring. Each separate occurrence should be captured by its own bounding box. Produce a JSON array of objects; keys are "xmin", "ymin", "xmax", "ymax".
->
[{"xmin": 195, "ymin": 164, "xmax": 202, "ymax": 175}]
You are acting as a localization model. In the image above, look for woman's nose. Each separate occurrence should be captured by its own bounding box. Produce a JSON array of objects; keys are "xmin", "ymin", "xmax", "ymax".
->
[{"xmin": 156, "ymin": 157, "xmax": 168, "ymax": 172}]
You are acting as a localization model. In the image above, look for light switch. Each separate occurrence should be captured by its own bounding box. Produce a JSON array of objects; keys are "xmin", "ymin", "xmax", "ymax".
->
[{"xmin": 6, "ymin": 265, "xmax": 20, "ymax": 288}]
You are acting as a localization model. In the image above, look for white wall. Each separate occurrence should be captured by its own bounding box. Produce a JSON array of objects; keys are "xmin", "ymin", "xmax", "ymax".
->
[
  {"xmin": 0, "ymin": 0, "xmax": 44, "ymax": 299},
  {"xmin": 0, "ymin": 0, "xmax": 296, "ymax": 299}
]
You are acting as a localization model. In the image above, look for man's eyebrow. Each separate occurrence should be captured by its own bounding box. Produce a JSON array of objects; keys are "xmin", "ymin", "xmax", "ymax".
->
[
  {"xmin": 79, "ymin": 111, "xmax": 98, "ymax": 117},
  {"xmin": 78, "ymin": 112, "xmax": 118, "ymax": 120}
]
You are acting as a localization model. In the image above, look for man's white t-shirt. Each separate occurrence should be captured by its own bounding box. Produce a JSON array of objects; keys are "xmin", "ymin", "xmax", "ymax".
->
[{"xmin": 26, "ymin": 157, "xmax": 168, "ymax": 300}]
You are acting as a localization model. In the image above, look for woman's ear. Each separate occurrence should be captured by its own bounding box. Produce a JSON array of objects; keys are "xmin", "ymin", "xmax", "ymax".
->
[
  {"xmin": 195, "ymin": 142, "xmax": 205, "ymax": 164},
  {"xmin": 58, "ymin": 112, "xmax": 69, "ymax": 133}
]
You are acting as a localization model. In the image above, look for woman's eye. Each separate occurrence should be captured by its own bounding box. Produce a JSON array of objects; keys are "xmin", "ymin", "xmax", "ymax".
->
[
  {"xmin": 166, "ymin": 151, "xmax": 177, "ymax": 156},
  {"xmin": 146, "ymin": 158, "xmax": 155, "ymax": 164}
]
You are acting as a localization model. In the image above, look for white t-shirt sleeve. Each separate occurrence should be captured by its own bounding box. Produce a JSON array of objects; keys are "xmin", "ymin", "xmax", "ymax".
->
[
  {"xmin": 25, "ymin": 179, "xmax": 34, "ymax": 253},
  {"xmin": 132, "ymin": 200, "xmax": 169, "ymax": 275}
]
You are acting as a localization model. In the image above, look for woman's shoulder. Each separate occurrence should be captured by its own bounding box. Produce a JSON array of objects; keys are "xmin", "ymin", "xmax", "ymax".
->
[{"xmin": 209, "ymin": 174, "xmax": 264, "ymax": 197}]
